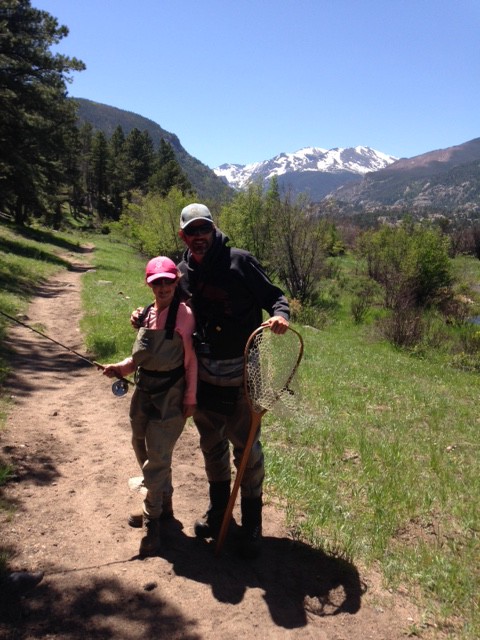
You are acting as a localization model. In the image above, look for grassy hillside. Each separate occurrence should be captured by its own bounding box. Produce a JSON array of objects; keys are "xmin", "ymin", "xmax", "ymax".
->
[{"xmin": 1, "ymin": 222, "xmax": 479, "ymax": 638}]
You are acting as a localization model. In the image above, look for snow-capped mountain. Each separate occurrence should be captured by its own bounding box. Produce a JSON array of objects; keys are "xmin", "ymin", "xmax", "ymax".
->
[{"xmin": 214, "ymin": 146, "xmax": 398, "ymax": 201}]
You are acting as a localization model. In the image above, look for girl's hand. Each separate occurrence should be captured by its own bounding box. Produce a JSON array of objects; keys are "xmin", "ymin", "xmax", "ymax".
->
[{"xmin": 102, "ymin": 364, "xmax": 122, "ymax": 379}]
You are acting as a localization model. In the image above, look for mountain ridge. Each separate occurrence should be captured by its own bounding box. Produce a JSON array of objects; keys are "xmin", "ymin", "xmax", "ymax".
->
[
  {"xmin": 73, "ymin": 97, "xmax": 479, "ymax": 213},
  {"xmin": 214, "ymin": 146, "xmax": 397, "ymax": 200},
  {"xmin": 73, "ymin": 97, "xmax": 233, "ymax": 202},
  {"xmin": 331, "ymin": 137, "xmax": 480, "ymax": 213}
]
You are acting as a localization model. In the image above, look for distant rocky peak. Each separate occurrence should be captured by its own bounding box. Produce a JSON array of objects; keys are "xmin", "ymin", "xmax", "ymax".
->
[{"xmin": 214, "ymin": 146, "xmax": 397, "ymax": 191}]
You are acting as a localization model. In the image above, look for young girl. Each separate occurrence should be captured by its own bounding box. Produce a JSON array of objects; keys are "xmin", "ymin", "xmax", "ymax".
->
[{"xmin": 103, "ymin": 256, "xmax": 197, "ymax": 556}]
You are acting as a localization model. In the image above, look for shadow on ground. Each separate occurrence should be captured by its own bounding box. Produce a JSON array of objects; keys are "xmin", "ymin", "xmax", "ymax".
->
[
  {"xmin": 0, "ymin": 223, "xmax": 88, "ymax": 254},
  {"xmin": 158, "ymin": 523, "xmax": 365, "ymax": 629},
  {"xmin": 0, "ymin": 521, "xmax": 365, "ymax": 639},
  {"xmin": 0, "ymin": 571, "xmax": 203, "ymax": 640},
  {"xmin": 1, "ymin": 337, "xmax": 103, "ymax": 401}
]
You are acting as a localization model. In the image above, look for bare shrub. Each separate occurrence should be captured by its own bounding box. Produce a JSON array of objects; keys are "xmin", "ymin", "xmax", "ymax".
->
[
  {"xmin": 380, "ymin": 308, "xmax": 424, "ymax": 347},
  {"xmin": 289, "ymin": 298, "xmax": 329, "ymax": 329},
  {"xmin": 350, "ymin": 277, "xmax": 381, "ymax": 324}
]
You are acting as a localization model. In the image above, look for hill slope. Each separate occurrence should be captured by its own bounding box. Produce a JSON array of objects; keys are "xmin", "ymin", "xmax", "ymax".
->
[
  {"xmin": 73, "ymin": 97, "xmax": 233, "ymax": 203},
  {"xmin": 331, "ymin": 138, "xmax": 480, "ymax": 213}
]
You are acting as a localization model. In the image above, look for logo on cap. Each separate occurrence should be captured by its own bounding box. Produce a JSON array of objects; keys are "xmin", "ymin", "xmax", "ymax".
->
[{"xmin": 145, "ymin": 256, "xmax": 177, "ymax": 283}]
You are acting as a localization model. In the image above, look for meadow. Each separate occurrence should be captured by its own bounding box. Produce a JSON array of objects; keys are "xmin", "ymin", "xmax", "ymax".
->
[{"xmin": 0, "ymin": 221, "xmax": 478, "ymax": 639}]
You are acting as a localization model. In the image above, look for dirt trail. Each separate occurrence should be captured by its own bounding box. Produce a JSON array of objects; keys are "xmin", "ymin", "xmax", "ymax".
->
[{"xmin": 0, "ymin": 249, "xmax": 428, "ymax": 640}]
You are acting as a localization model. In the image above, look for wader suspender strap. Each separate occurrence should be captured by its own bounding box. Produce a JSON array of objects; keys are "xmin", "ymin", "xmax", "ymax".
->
[
  {"xmin": 165, "ymin": 291, "xmax": 181, "ymax": 340},
  {"xmin": 137, "ymin": 292, "xmax": 180, "ymax": 339},
  {"xmin": 135, "ymin": 292, "xmax": 184, "ymax": 393}
]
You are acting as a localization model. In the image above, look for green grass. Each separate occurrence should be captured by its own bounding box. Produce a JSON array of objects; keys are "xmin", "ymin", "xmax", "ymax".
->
[
  {"xmin": 1, "ymin": 222, "xmax": 479, "ymax": 638},
  {"xmin": 263, "ymin": 320, "xmax": 479, "ymax": 638},
  {"xmin": 80, "ymin": 235, "xmax": 150, "ymax": 362}
]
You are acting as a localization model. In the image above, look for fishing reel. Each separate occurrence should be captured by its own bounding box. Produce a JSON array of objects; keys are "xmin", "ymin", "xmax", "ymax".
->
[{"xmin": 111, "ymin": 379, "xmax": 129, "ymax": 397}]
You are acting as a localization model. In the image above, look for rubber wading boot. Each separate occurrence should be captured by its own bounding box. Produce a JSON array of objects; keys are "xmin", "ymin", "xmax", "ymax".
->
[
  {"xmin": 194, "ymin": 480, "xmax": 231, "ymax": 539},
  {"xmin": 239, "ymin": 496, "xmax": 263, "ymax": 559},
  {"xmin": 128, "ymin": 493, "xmax": 174, "ymax": 528},
  {"xmin": 139, "ymin": 517, "xmax": 162, "ymax": 557}
]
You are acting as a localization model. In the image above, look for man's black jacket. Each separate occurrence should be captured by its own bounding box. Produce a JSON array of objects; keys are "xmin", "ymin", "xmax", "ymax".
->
[{"xmin": 177, "ymin": 231, "xmax": 289, "ymax": 360}]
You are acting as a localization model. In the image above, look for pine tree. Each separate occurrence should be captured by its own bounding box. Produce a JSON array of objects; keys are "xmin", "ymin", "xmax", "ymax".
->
[
  {"xmin": 107, "ymin": 125, "xmax": 128, "ymax": 219},
  {"xmin": 124, "ymin": 128, "xmax": 155, "ymax": 192},
  {"xmin": 149, "ymin": 139, "xmax": 193, "ymax": 197},
  {"xmin": 76, "ymin": 122, "xmax": 94, "ymax": 214},
  {"xmin": 0, "ymin": 0, "xmax": 85, "ymax": 223},
  {"xmin": 91, "ymin": 130, "xmax": 109, "ymax": 215}
]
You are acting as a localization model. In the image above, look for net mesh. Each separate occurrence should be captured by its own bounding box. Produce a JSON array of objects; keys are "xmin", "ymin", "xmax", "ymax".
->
[{"xmin": 245, "ymin": 327, "xmax": 303, "ymax": 414}]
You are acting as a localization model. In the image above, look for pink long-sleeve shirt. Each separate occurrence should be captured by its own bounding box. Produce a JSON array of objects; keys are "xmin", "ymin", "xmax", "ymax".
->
[{"xmin": 116, "ymin": 302, "xmax": 197, "ymax": 405}]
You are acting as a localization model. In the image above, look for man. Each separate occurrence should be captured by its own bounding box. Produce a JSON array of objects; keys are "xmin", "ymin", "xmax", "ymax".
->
[{"xmin": 177, "ymin": 203, "xmax": 289, "ymax": 558}]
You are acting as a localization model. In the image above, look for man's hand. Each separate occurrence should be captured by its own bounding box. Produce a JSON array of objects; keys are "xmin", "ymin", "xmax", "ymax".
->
[
  {"xmin": 183, "ymin": 403, "xmax": 196, "ymax": 419},
  {"xmin": 261, "ymin": 315, "xmax": 289, "ymax": 335},
  {"xmin": 130, "ymin": 306, "xmax": 144, "ymax": 329}
]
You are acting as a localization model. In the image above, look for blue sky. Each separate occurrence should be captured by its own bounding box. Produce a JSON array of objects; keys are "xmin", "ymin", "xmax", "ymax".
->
[{"xmin": 36, "ymin": 0, "xmax": 479, "ymax": 169}]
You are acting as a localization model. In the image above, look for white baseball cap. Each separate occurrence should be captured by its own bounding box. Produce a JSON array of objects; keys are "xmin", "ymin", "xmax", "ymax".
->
[{"xmin": 180, "ymin": 203, "xmax": 213, "ymax": 229}]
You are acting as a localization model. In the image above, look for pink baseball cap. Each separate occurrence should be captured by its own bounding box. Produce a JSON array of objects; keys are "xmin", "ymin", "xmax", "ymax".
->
[{"xmin": 145, "ymin": 256, "xmax": 178, "ymax": 283}]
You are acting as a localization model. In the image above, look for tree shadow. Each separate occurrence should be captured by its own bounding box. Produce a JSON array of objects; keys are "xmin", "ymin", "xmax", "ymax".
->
[
  {"xmin": 0, "ymin": 337, "xmax": 97, "ymax": 401},
  {"xmin": 0, "ymin": 223, "xmax": 88, "ymax": 254},
  {"xmin": 0, "ymin": 570, "xmax": 203, "ymax": 640},
  {"xmin": 0, "ymin": 236, "xmax": 71, "ymax": 268},
  {"xmin": 0, "ymin": 234, "xmax": 91, "ymax": 302},
  {"xmin": 0, "ymin": 384, "xmax": 65, "ymax": 521}
]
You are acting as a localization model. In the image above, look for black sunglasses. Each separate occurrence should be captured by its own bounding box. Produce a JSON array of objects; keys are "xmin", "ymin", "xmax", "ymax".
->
[{"xmin": 183, "ymin": 222, "xmax": 214, "ymax": 237}]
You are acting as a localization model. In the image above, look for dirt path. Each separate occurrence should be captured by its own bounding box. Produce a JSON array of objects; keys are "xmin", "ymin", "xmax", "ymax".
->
[{"xmin": 0, "ymin": 251, "xmax": 428, "ymax": 640}]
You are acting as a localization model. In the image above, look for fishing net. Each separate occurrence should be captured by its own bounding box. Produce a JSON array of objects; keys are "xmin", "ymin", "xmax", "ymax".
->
[
  {"xmin": 215, "ymin": 325, "xmax": 304, "ymax": 555},
  {"xmin": 245, "ymin": 326, "xmax": 303, "ymax": 414}
]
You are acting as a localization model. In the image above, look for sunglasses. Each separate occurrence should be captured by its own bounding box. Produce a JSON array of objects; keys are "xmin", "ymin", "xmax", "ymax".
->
[
  {"xmin": 183, "ymin": 222, "xmax": 214, "ymax": 237},
  {"xmin": 150, "ymin": 277, "xmax": 177, "ymax": 286}
]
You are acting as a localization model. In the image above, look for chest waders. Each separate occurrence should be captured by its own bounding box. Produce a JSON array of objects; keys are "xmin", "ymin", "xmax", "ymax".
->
[
  {"xmin": 128, "ymin": 293, "xmax": 186, "ymax": 546},
  {"xmin": 132, "ymin": 294, "xmax": 185, "ymax": 396}
]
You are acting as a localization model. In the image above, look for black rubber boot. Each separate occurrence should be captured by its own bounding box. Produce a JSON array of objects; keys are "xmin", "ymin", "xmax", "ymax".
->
[
  {"xmin": 194, "ymin": 480, "xmax": 230, "ymax": 539},
  {"xmin": 128, "ymin": 493, "xmax": 174, "ymax": 528},
  {"xmin": 139, "ymin": 517, "xmax": 162, "ymax": 557},
  {"xmin": 239, "ymin": 496, "xmax": 263, "ymax": 559}
]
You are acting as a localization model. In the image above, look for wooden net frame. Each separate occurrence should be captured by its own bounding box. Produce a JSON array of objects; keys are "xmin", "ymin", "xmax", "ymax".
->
[{"xmin": 215, "ymin": 325, "xmax": 304, "ymax": 555}]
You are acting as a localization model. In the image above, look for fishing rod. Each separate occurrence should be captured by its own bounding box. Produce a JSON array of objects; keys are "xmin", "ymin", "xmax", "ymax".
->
[{"xmin": 0, "ymin": 308, "xmax": 132, "ymax": 397}]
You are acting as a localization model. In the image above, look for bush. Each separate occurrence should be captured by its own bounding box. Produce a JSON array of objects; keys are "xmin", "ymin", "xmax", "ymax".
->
[
  {"xmin": 434, "ymin": 288, "xmax": 476, "ymax": 326},
  {"xmin": 357, "ymin": 224, "xmax": 453, "ymax": 310},
  {"xmin": 451, "ymin": 351, "xmax": 480, "ymax": 372},
  {"xmin": 457, "ymin": 324, "xmax": 480, "ymax": 354},
  {"xmin": 289, "ymin": 298, "xmax": 329, "ymax": 329},
  {"xmin": 349, "ymin": 277, "xmax": 381, "ymax": 324}
]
